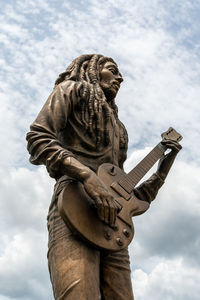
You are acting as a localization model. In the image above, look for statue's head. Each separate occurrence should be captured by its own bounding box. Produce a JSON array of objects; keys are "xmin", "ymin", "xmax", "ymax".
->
[
  {"xmin": 54, "ymin": 54, "xmax": 126, "ymax": 148},
  {"xmin": 55, "ymin": 54, "xmax": 123, "ymax": 102}
]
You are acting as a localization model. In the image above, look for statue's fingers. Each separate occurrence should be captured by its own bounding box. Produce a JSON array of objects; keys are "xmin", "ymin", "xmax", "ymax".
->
[
  {"xmin": 109, "ymin": 205, "xmax": 116, "ymax": 227},
  {"xmin": 162, "ymin": 139, "xmax": 182, "ymax": 148},
  {"xmin": 168, "ymin": 143, "xmax": 182, "ymax": 152},
  {"xmin": 107, "ymin": 196, "xmax": 117, "ymax": 226},
  {"xmin": 162, "ymin": 141, "xmax": 182, "ymax": 152},
  {"xmin": 102, "ymin": 197, "xmax": 110, "ymax": 224},
  {"xmin": 114, "ymin": 200, "xmax": 122, "ymax": 213},
  {"xmin": 95, "ymin": 196, "xmax": 104, "ymax": 222}
]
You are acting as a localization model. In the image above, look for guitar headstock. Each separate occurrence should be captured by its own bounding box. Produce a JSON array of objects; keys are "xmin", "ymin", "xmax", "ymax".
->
[{"xmin": 161, "ymin": 127, "xmax": 182, "ymax": 142}]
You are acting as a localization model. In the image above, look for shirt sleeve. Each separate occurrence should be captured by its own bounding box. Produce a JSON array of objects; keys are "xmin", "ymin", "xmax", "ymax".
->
[
  {"xmin": 26, "ymin": 81, "xmax": 83, "ymax": 178},
  {"xmin": 134, "ymin": 173, "xmax": 164, "ymax": 203}
]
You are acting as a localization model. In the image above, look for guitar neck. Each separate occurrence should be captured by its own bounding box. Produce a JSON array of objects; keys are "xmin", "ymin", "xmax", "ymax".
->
[{"xmin": 118, "ymin": 143, "xmax": 166, "ymax": 194}]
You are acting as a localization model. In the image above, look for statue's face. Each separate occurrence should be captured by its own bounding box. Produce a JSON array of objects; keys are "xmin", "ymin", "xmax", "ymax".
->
[{"xmin": 99, "ymin": 61, "xmax": 123, "ymax": 101}]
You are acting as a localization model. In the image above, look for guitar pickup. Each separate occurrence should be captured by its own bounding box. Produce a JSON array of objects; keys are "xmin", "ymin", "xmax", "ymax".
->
[{"xmin": 110, "ymin": 182, "xmax": 131, "ymax": 200}]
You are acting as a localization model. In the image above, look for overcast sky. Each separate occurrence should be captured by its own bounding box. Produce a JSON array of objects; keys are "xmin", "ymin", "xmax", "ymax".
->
[{"xmin": 0, "ymin": 0, "xmax": 200, "ymax": 299}]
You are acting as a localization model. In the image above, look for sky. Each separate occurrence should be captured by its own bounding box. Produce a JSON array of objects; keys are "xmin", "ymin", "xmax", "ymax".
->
[{"xmin": 0, "ymin": 0, "xmax": 200, "ymax": 299}]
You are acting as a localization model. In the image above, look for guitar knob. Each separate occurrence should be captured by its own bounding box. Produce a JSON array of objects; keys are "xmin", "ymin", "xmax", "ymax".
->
[
  {"xmin": 113, "ymin": 224, "xmax": 119, "ymax": 231},
  {"xmin": 123, "ymin": 228, "xmax": 130, "ymax": 238},
  {"xmin": 116, "ymin": 237, "xmax": 124, "ymax": 246},
  {"xmin": 104, "ymin": 231, "xmax": 112, "ymax": 240},
  {"xmin": 109, "ymin": 166, "xmax": 117, "ymax": 176}
]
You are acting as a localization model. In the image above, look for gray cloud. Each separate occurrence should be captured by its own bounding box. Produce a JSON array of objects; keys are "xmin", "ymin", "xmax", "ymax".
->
[
  {"xmin": 127, "ymin": 157, "xmax": 200, "ymax": 265},
  {"xmin": 1, "ymin": 0, "xmax": 199, "ymax": 299},
  {"xmin": 0, "ymin": 230, "xmax": 53, "ymax": 300},
  {"xmin": 133, "ymin": 257, "xmax": 200, "ymax": 300}
]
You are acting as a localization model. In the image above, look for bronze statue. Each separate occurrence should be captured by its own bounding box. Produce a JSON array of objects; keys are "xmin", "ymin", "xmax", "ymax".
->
[{"xmin": 26, "ymin": 54, "xmax": 182, "ymax": 300}]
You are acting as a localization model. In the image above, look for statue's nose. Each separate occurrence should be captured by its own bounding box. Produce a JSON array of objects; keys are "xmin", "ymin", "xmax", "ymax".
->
[{"xmin": 117, "ymin": 75, "xmax": 123, "ymax": 83}]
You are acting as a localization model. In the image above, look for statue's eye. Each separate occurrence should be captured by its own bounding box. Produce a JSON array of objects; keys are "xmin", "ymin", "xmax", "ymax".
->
[{"xmin": 109, "ymin": 68, "xmax": 117, "ymax": 75}]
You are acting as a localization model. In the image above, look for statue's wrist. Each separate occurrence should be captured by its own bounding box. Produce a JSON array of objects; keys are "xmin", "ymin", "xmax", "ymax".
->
[
  {"xmin": 63, "ymin": 156, "xmax": 93, "ymax": 182},
  {"xmin": 79, "ymin": 168, "xmax": 93, "ymax": 182},
  {"xmin": 155, "ymin": 171, "xmax": 165, "ymax": 182}
]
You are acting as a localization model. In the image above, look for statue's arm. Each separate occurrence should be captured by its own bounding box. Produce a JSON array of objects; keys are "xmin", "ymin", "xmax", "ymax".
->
[
  {"xmin": 26, "ymin": 81, "xmax": 77, "ymax": 178},
  {"xmin": 134, "ymin": 139, "xmax": 182, "ymax": 203},
  {"xmin": 134, "ymin": 173, "xmax": 164, "ymax": 203}
]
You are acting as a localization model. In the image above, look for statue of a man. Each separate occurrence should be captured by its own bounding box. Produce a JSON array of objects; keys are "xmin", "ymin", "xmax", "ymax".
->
[{"xmin": 26, "ymin": 54, "xmax": 181, "ymax": 299}]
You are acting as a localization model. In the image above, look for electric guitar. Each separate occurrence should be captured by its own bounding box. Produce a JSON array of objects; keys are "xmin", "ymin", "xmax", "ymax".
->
[{"xmin": 58, "ymin": 127, "xmax": 182, "ymax": 251}]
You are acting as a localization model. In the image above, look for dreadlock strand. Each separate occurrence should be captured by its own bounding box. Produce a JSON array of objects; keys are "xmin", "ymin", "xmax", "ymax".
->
[
  {"xmin": 88, "ymin": 89, "xmax": 95, "ymax": 135},
  {"xmin": 88, "ymin": 55, "xmax": 101, "ymax": 84},
  {"xmin": 79, "ymin": 61, "xmax": 88, "ymax": 81},
  {"xmin": 81, "ymin": 101, "xmax": 88, "ymax": 129}
]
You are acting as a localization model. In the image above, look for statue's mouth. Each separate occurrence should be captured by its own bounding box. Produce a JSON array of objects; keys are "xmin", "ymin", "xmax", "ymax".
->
[{"xmin": 112, "ymin": 81, "xmax": 120, "ymax": 90}]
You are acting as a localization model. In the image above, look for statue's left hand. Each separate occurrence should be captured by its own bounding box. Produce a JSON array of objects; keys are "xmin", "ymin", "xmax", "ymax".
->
[{"xmin": 156, "ymin": 139, "xmax": 182, "ymax": 181}]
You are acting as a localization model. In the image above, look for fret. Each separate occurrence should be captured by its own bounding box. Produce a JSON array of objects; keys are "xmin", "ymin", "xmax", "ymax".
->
[
  {"xmin": 118, "ymin": 144, "xmax": 165, "ymax": 193},
  {"xmin": 138, "ymin": 164, "xmax": 146, "ymax": 172},
  {"xmin": 122, "ymin": 178, "xmax": 133, "ymax": 188},
  {"xmin": 135, "ymin": 168, "xmax": 146, "ymax": 178}
]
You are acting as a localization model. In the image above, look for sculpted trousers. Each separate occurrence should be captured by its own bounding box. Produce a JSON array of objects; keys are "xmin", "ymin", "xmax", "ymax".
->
[{"xmin": 47, "ymin": 188, "xmax": 134, "ymax": 300}]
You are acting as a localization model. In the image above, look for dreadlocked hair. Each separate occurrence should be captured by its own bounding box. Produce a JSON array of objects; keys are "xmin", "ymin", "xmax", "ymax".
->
[{"xmin": 54, "ymin": 54, "xmax": 128, "ymax": 149}]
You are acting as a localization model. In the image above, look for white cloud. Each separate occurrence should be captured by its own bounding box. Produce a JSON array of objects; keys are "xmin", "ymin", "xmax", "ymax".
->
[
  {"xmin": 133, "ymin": 258, "xmax": 200, "ymax": 300},
  {"xmin": 0, "ymin": 231, "xmax": 52, "ymax": 300},
  {"xmin": 0, "ymin": 166, "xmax": 54, "ymax": 233},
  {"xmin": 127, "ymin": 152, "xmax": 200, "ymax": 300},
  {"xmin": 0, "ymin": 167, "xmax": 53, "ymax": 300},
  {"xmin": 1, "ymin": 0, "xmax": 200, "ymax": 299}
]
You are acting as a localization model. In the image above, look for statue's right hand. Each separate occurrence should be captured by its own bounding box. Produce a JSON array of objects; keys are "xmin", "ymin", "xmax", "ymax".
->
[
  {"xmin": 62, "ymin": 156, "xmax": 119, "ymax": 226},
  {"xmin": 83, "ymin": 172, "xmax": 119, "ymax": 227}
]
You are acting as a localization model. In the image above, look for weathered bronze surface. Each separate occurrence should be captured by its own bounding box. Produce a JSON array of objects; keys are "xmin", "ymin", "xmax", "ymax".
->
[{"xmin": 26, "ymin": 54, "xmax": 182, "ymax": 299}]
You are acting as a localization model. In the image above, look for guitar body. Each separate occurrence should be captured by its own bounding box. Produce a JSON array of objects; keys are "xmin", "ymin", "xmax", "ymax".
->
[
  {"xmin": 58, "ymin": 163, "xmax": 150, "ymax": 251},
  {"xmin": 58, "ymin": 127, "xmax": 182, "ymax": 251}
]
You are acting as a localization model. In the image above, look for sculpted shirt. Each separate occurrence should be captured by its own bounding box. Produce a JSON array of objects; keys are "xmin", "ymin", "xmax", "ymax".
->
[{"xmin": 26, "ymin": 80, "xmax": 164, "ymax": 204}]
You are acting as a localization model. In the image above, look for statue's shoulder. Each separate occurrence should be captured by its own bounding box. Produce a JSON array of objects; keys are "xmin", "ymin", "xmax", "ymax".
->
[
  {"xmin": 56, "ymin": 80, "xmax": 91, "ymax": 97},
  {"xmin": 55, "ymin": 80, "xmax": 76, "ymax": 93},
  {"xmin": 61, "ymin": 81, "xmax": 93, "ymax": 105}
]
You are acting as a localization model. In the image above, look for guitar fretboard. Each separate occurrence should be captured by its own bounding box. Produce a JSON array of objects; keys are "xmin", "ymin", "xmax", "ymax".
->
[{"xmin": 118, "ymin": 143, "xmax": 166, "ymax": 194}]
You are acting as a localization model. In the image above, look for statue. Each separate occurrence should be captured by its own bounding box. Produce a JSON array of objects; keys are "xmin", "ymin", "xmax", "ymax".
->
[{"xmin": 26, "ymin": 54, "xmax": 182, "ymax": 299}]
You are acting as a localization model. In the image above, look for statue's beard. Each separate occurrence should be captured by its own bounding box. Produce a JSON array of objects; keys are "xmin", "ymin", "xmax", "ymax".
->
[{"xmin": 100, "ymin": 83, "xmax": 119, "ymax": 102}]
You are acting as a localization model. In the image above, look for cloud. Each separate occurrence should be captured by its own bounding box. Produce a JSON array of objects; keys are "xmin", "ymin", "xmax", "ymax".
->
[
  {"xmin": 0, "ymin": 230, "xmax": 52, "ymax": 300},
  {"xmin": 1, "ymin": 0, "xmax": 199, "ymax": 299},
  {"xmin": 0, "ymin": 166, "xmax": 53, "ymax": 300},
  {"xmin": 133, "ymin": 258, "xmax": 200, "ymax": 300},
  {"xmin": 0, "ymin": 166, "xmax": 54, "ymax": 234},
  {"xmin": 126, "ymin": 151, "xmax": 200, "ymax": 269}
]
